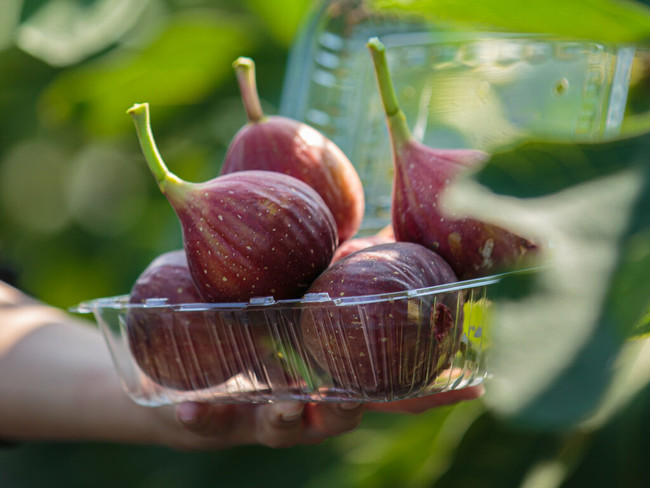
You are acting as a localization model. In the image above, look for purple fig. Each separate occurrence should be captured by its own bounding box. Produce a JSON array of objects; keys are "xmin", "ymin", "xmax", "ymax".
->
[
  {"xmin": 127, "ymin": 103, "xmax": 338, "ymax": 302},
  {"xmin": 331, "ymin": 233, "xmax": 395, "ymax": 264},
  {"xmin": 300, "ymin": 241, "xmax": 462, "ymax": 396},
  {"xmin": 220, "ymin": 57, "xmax": 365, "ymax": 243},
  {"xmin": 127, "ymin": 250, "xmax": 240, "ymax": 390},
  {"xmin": 367, "ymin": 38, "xmax": 538, "ymax": 280}
]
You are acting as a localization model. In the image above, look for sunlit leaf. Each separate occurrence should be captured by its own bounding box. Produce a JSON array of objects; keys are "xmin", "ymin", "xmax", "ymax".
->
[
  {"xmin": 244, "ymin": 0, "xmax": 311, "ymax": 47},
  {"xmin": 633, "ymin": 309, "xmax": 650, "ymax": 338},
  {"xmin": 369, "ymin": 0, "xmax": 650, "ymax": 43},
  {"xmin": 433, "ymin": 411, "xmax": 571, "ymax": 488},
  {"xmin": 39, "ymin": 11, "xmax": 256, "ymax": 135},
  {"xmin": 473, "ymin": 137, "xmax": 648, "ymax": 198},
  {"xmin": 444, "ymin": 130, "xmax": 650, "ymax": 428},
  {"xmin": 436, "ymin": 339, "xmax": 650, "ymax": 487},
  {"xmin": 16, "ymin": 0, "xmax": 151, "ymax": 66},
  {"xmin": 582, "ymin": 336, "xmax": 650, "ymax": 429},
  {"xmin": 0, "ymin": 0, "xmax": 22, "ymax": 50},
  {"xmin": 306, "ymin": 401, "xmax": 485, "ymax": 488}
]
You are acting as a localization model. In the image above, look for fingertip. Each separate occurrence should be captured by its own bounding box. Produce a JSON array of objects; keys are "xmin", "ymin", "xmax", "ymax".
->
[
  {"xmin": 272, "ymin": 402, "xmax": 305, "ymax": 425},
  {"xmin": 338, "ymin": 402, "xmax": 363, "ymax": 412},
  {"xmin": 175, "ymin": 402, "xmax": 205, "ymax": 428}
]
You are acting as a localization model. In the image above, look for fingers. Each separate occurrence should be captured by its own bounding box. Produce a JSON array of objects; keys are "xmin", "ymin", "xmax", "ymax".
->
[
  {"xmin": 302, "ymin": 402, "xmax": 365, "ymax": 440},
  {"xmin": 174, "ymin": 401, "xmax": 310, "ymax": 450},
  {"xmin": 366, "ymin": 385, "xmax": 484, "ymax": 414},
  {"xmin": 252, "ymin": 402, "xmax": 307, "ymax": 448},
  {"xmin": 173, "ymin": 400, "xmax": 366, "ymax": 450},
  {"xmin": 254, "ymin": 402, "xmax": 365, "ymax": 448},
  {"xmin": 171, "ymin": 386, "xmax": 482, "ymax": 450},
  {"xmin": 175, "ymin": 402, "xmax": 231, "ymax": 435},
  {"xmin": 173, "ymin": 402, "xmax": 245, "ymax": 449}
]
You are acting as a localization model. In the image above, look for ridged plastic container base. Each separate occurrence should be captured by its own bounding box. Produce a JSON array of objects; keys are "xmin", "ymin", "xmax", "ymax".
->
[{"xmin": 73, "ymin": 275, "xmax": 498, "ymax": 406}]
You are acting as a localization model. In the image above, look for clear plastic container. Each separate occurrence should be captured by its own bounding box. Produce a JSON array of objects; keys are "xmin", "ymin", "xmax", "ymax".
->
[
  {"xmin": 72, "ymin": 273, "xmax": 499, "ymax": 406},
  {"xmin": 279, "ymin": 0, "xmax": 635, "ymax": 233}
]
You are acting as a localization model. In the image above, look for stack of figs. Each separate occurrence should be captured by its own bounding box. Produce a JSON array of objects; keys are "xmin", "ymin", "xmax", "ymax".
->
[{"xmin": 125, "ymin": 40, "xmax": 538, "ymax": 396}]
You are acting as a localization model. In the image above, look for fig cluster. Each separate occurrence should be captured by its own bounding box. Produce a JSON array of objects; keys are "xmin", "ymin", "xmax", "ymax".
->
[{"xmin": 124, "ymin": 47, "xmax": 539, "ymax": 395}]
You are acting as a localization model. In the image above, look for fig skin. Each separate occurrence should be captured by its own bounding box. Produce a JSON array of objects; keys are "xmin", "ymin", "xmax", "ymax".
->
[
  {"xmin": 367, "ymin": 38, "xmax": 538, "ymax": 280},
  {"xmin": 300, "ymin": 242, "xmax": 462, "ymax": 397},
  {"xmin": 128, "ymin": 103, "xmax": 338, "ymax": 303},
  {"xmin": 331, "ymin": 233, "xmax": 395, "ymax": 264},
  {"xmin": 221, "ymin": 57, "xmax": 365, "ymax": 243},
  {"xmin": 127, "ymin": 250, "xmax": 240, "ymax": 391}
]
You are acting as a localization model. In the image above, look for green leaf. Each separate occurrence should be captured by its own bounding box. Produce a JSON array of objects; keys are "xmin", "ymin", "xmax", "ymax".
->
[
  {"xmin": 582, "ymin": 336, "xmax": 650, "ymax": 429},
  {"xmin": 0, "ymin": 0, "xmax": 22, "ymax": 50},
  {"xmin": 39, "ymin": 11, "xmax": 256, "ymax": 135},
  {"xmin": 369, "ymin": 0, "xmax": 650, "ymax": 43},
  {"xmin": 244, "ymin": 0, "xmax": 311, "ymax": 47},
  {"xmin": 305, "ymin": 401, "xmax": 485, "ymax": 488},
  {"xmin": 436, "ymin": 338, "xmax": 650, "ymax": 487},
  {"xmin": 632, "ymin": 308, "xmax": 650, "ymax": 339},
  {"xmin": 16, "ymin": 0, "xmax": 151, "ymax": 66},
  {"xmin": 444, "ymin": 130, "xmax": 650, "ymax": 429},
  {"xmin": 433, "ymin": 411, "xmax": 579, "ymax": 488},
  {"xmin": 474, "ymin": 135, "xmax": 649, "ymax": 198}
]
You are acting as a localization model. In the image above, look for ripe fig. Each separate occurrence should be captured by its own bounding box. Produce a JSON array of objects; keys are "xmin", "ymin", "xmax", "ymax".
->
[
  {"xmin": 331, "ymin": 233, "xmax": 394, "ymax": 264},
  {"xmin": 300, "ymin": 241, "xmax": 461, "ymax": 397},
  {"xmin": 127, "ymin": 250, "xmax": 239, "ymax": 390},
  {"xmin": 221, "ymin": 57, "xmax": 365, "ymax": 243},
  {"xmin": 127, "ymin": 103, "xmax": 338, "ymax": 302},
  {"xmin": 367, "ymin": 38, "xmax": 538, "ymax": 280}
]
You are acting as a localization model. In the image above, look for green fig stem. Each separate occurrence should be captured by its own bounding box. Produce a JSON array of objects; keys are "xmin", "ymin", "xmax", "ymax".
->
[
  {"xmin": 367, "ymin": 37, "xmax": 412, "ymax": 148},
  {"xmin": 127, "ymin": 103, "xmax": 183, "ymax": 193},
  {"xmin": 233, "ymin": 57, "xmax": 265, "ymax": 123}
]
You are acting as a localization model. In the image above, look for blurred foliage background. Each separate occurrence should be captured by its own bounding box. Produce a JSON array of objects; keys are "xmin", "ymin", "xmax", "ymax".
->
[
  {"xmin": 1, "ymin": 1, "xmax": 649, "ymax": 487},
  {"xmin": 0, "ymin": 0, "xmax": 311, "ymax": 308}
]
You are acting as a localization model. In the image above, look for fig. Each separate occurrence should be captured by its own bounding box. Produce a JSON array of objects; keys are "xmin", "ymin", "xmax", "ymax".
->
[
  {"xmin": 127, "ymin": 103, "xmax": 338, "ymax": 302},
  {"xmin": 367, "ymin": 38, "xmax": 538, "ymax": 280},
  {"xmin": 331, "ymin": 232, "xmax": 394, "ymax": 264},
  {"xmin": 300, "ymin": 241, "xmax": 461, "ymax": 397},
  {"xmin": 221, "ymin": 57, "xmax": 365, "ymax": 243},
  {"xmin": 127, "ymin": 250, "xmax": 240, "ymax": 390}
]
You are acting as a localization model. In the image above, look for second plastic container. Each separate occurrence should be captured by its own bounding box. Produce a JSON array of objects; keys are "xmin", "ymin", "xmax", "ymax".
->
[{"xmin": 280, "ymin": 0, "xmax": 635, "ymax": 233}]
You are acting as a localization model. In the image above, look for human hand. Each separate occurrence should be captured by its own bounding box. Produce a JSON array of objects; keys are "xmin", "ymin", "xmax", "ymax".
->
[
  {"xmin": 164, "ymin": 385, "xmax": 483, "ymax": 450},
  {"xmin": 0, "ymin": 280, "xmax": 483, "ymax": 449},
  {"xmin": 366, "ymin": 385, "xmax": 484, "ymax": 414},
  {"xmin": 164, "ymin": 401, "xmax": 364, "ymax": 450}
]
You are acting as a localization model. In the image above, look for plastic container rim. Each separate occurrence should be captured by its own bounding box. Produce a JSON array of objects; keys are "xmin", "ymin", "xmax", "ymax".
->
[{"xmin": 71, "ymin": 267, "xmax": 540, "ymax": 314}]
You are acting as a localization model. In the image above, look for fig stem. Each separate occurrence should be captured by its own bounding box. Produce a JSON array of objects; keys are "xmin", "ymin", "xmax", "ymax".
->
[
  {"xmin": 233, "ymin": 57, "xmax": 265, "ymax": 123},
  {"xmin": 367, "ymin": 37, "xmax": 412, "ymax": 148},
  {"xmin": 127, "ymin": 103, "xmax": 183, "ymax": 193}
]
